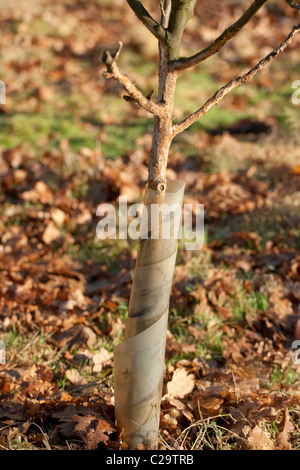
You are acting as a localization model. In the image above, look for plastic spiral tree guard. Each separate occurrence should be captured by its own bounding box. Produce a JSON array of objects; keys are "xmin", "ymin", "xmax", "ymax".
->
[{"xmin": 114, "ymin": 181, "xmax": 185, "ymax": 449}]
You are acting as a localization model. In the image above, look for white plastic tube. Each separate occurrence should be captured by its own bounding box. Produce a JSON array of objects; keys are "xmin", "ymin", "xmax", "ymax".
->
[{"xmin": 114, "ymin": 181, "xmax": 185, "ymax": 449}]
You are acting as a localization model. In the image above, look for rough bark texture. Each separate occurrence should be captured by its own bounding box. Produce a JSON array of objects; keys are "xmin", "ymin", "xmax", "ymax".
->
[
  {"xmin": 147, "ymin": 70, "xmax": 178, "ymax": 191},
  {"xmin": 146, "ymin": 0, "xmax": 197, "ymax": 189}
]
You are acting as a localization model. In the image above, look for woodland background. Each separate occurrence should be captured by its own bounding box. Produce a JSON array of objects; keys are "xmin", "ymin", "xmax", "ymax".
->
[{"xmin": 0, "ymin": 0, "xmax": 300, "ymax": 450}]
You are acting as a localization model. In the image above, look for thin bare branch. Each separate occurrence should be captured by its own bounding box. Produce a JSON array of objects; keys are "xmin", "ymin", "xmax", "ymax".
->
[
  {"xmin": 172, "ymin": 23, "xmax": 300, "ymax": 136},
  {"xmin": 158, "ymin": 0, "xmax": 172, "ymax": 104},
  {"xmin": 285, "ymin": 0, "xmax": 300, "ymax": 10},
  {"xmin": 170, "ymin": 0, "xmax": 270, "ymax": 71},
  {"xmin": 102, "ymin": 42, "xmax": 166, "ymax": 118},
  {"xmin": 160, "ymin": 0, "xmax": 172, "ymax": 28},
  {"xmin": 126, "ymin": 0, "xmax": 166, "ymax": 40}
]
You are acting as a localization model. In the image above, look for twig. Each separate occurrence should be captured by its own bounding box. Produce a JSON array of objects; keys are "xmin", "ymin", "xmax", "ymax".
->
[
  {"xmin": 172, "ymin": 23, "xmax": 300, "ymax": 136},
  {"xmin": 160, "ymin": 0, "xmax": 172, "ymax": 29},
  {"xmin": 170, "ymin": 0, "xmax": 270, "ymax": 71},
  {"xmin": 285, "ymin": 0, "xmax": 300, "ymax": 10},
  {"xmin": 126, "ymin": 0, "xmax": 166, "ymax": 40},
  {"xmin": 68, "ymin": 381, "xmax": 100, "ymax": 394},
  {"xmin": 158, "ymin": 0, "xmax": 172, "ymax": 105},
  {"xmin": 102, "ymin": 42, "xmax": 166, "ymax": 118}
]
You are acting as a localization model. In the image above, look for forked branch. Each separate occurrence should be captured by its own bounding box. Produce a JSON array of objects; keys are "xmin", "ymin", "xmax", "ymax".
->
[
  {"xmin": 170, "ymin": 0, "xmax": 270, "ymax": 71},
  {"xmin": 102, "ymin": 42, "xmax": 166, "ymax": 118},
  {"xmin": 126, "ymin": 0, "xmax": 166, "ymax": 41},
  {"xmin": 172, "ymin": 23, "xmax": 300, "ymax": 136}
]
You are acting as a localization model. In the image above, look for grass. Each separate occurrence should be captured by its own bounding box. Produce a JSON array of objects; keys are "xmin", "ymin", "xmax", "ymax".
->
[
  {"xmin": 160, "ymin": 413, "xmax": 261, "ymax": 450},
  {"xmin": 102, "ymin": 119, "xmax": 152, "ymax": 159},
  {"xmin": 160, "ymin": 415, "xmax": 233, "ymax": 450},
  {"xmin": 269, "ymin": 365, "xmax": 300, "ymax": 390},
  {"xmin": 0, "ymin": 112, "xmax": 98, "ymax": 153},
  {"xmin": 1, "ymin": 60, "xmax": 296, "ymax": 164},
  {"xmin": 167, "ymin": 251, "xmax": 271, "ymax": 364},
  {"xmin": 66, "ymin": 237, "xmax": 128, "ymax": 271},
  {"xmin": 0, "ymin": 329, "xmax": 57, "ymax": 370},
  {"xmin": 231, "ymin": 289, "xmax": 269, "ymax": 322},
  {"xmin": 0, "ymin": 325, "xmax": 117, "ymax": 390},
  {"xmin": 208, "ymin": 207, "xmax": 300, "ymax": 252}
]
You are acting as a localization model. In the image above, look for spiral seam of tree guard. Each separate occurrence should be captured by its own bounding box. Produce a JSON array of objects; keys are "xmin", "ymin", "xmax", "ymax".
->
[{"xmin": 114, "ymin": 181, "xmax": 185, "ymax": 449}]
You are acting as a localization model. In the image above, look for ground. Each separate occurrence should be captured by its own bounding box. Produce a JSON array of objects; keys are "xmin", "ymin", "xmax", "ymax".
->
[{"xmin": 0, "ymin": 0, "xmax": 299, "ymax": 450}]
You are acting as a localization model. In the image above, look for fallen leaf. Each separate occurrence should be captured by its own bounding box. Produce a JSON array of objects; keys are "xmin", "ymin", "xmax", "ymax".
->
[
  {"xmin": 166, "ymin": 368, "xmax": 196, "ymax": 399},
  {"xmin": 22, "ymin": 181, "xmax": 53, "ymax": 204},
  {"xmin": 65, "ymin": 369, "xmax": 86, "ymax": 386},
  {"xmin": 54, "ymin": 325, "xmax": 97, "ymax": 350},
  {"xmin": 92, "ymin": 348, "xmax": 113, "ymax": 374},
  {"xmin": 245, "ymin": 425, "xmax": 274, "ymax": 450},
  {"xmin": 76, "ymin": 210, "xmax": 92, "ymax": 225},
  {"xmin": 42, "ymin": 221, "xmax": 61, "ymax": 244},
  {"xmin": 84, "ymin": 420, "xmax": 114, "ymax": 449},
  {"xmin": 73, "ymin": 414, "xmax": 115, "ymax": 449},
  {"xmin": 50, "ymin": 207, "xmax": 66, "ymax": 226},
  {"xmin": 275, "ymin": 408, "xmax": 294, "ymax": 450},
  {"xmin": 0, "ymin": 376, "xmax": 10, "ymax": 394}
]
